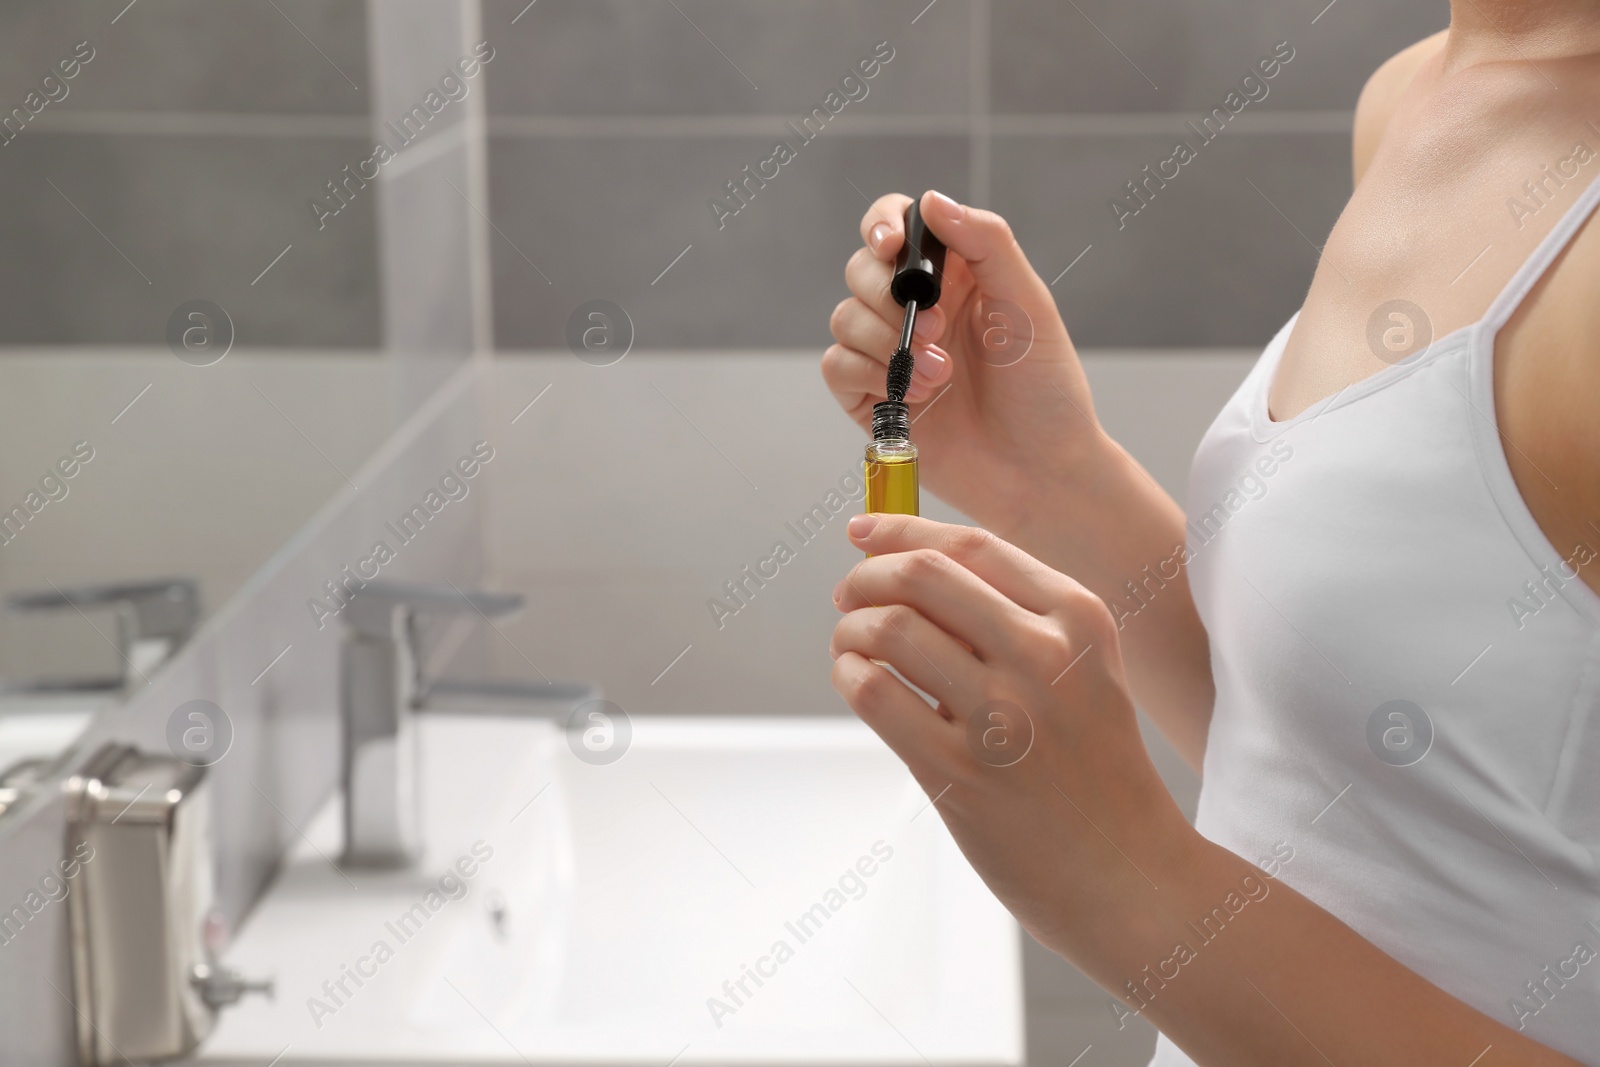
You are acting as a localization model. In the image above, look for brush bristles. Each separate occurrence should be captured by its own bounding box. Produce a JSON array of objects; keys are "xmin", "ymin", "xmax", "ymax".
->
[{"xmin": 885, "ymin": 347, "xmax": 914, "ymax": 404}]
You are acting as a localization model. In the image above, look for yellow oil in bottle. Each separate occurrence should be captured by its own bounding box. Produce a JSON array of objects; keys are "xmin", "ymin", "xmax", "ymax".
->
[{"xmin": 865, "ymin": 439, "xmax": 918, "ymax": 516}]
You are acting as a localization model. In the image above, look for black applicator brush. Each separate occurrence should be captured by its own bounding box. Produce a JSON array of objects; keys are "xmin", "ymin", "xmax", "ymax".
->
[{"xmin": 874, "ymin": 196, "xmax": 947, "ymax": 438}]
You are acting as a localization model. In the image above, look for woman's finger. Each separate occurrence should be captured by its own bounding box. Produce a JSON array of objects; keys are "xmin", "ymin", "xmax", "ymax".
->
[
  {"xmin": 831, "ymin": 603, "xmax": 987, "ymax": 707},
  {"xmin": 830, "ymin": 300, "xmax": 952, "ymax": 391},
  {"xmin": 831, "ymin": 651, "xmax": 961, "ymax": 771},
  {"xmin": 917, "ymin": 190, "xmax": 1056, "ymax": 313},
  {"xmin": 859, "ymin": 192, "xmax": 914, "ymax": 260},
  {"xmin": 848, "ymin": 514, "xmax": 1074, "ymax": 618},
  {"xmin": 820, "ymin": 342, "xmax": 882, "ymax": 421},
  {"xmin": 844, "ymin": 246, "xmax": 947, "ymax": 344},
  {"xmin": 836, "ymin": 548, "xmax": 1037, "ymax": 664},
  {"xmin": 822, "ymin": 342, "xmax": 951, "ymax": 412},
  {"xmin": 830, "ymin": 294, "xmax": 900, "ymax": 359}
]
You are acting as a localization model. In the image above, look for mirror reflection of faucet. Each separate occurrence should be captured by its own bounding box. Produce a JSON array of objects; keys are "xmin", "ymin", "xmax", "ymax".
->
[
  {"xmin": 0, "ymin": 580, "xmax": 198, "ymax": 821},
  {"xmin": 4, "ymin": 577, "xmax": 201, "ymax": 693},
  {"xmin": 339, "ymin": 581, "xmax": 598, "ymax": 868}
]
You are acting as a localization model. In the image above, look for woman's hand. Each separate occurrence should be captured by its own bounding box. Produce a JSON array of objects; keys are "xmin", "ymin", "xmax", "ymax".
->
[
  {"xmin": 828, "ymin": 515, "xmax": 1589, "ymax": 1066},
  {"xmin": 826, "ymin": 191, "xmax": 1218, "ymax": 773},
  {"xmin": 823, "ymin": 191, "xmax": 1105, "ymax": 539},
  {"xmin": 828, "ymin": 512, "xmax": 1193, "ymax": 955}
]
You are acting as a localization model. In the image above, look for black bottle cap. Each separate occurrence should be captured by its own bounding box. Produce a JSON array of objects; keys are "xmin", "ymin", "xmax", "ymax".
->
[{"xmin": 890, "ymin": 196, "xmax": 946, "ymax": 310}]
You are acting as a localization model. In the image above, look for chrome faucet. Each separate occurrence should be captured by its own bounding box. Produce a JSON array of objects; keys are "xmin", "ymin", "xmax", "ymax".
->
[
  {"xmin": 339, "ymin": 582, "xmax": 524, "ymax": 867},
  {"xmin": 6, "ymin": 578, "xmax": 200, "ymax": 691}
]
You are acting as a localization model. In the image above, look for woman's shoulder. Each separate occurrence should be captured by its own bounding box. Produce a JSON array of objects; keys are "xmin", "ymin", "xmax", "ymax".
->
[{"xmin": 1352, "ymin": 30, "xmax": 1448, "ymax": 184}]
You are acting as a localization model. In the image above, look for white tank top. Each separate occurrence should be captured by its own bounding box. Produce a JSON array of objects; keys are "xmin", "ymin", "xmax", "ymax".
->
[{"xmin": 1148, "ymin": 172, "xmax": 1600, "ymax": 1066}]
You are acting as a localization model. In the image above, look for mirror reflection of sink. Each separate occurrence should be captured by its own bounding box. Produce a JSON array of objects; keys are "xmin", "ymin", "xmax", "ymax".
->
[
  {"xmin": 197, "ymin": 714, "xmax": 1022, "ymax": 1065},
  {"xmin": 0, "ymin": 691, "xmax": 117, "ymax": 775},
  {"xmin": 0, "ymin": 692, "xmax": 119, "ymax": 820}
]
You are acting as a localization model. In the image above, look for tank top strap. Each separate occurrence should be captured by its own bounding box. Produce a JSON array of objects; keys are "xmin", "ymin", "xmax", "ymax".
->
[{"xmin": 1483, "ymin": 167, "xmax": 1600, "ymax": 335}]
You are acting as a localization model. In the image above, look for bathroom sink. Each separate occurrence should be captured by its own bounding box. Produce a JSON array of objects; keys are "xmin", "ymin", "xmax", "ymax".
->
[{"xmin": 195, "ymin": 714, "xmax": 1022, "ymax": 1065}]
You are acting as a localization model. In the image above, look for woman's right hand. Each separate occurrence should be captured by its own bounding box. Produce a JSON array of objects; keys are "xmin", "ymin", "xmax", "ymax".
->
[
  {"xmin": 828, "ymin": 191, "xmax": 1215, "ymax": 771},
  {"xmin": 824, "ymin": 190, "xmax": 1104, "ymax": 537}
]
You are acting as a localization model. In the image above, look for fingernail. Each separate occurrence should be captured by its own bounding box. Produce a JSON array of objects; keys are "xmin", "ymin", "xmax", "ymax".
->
[
  {"xmin": 868, "ymin": 222, "xmax": 892, "ymax": 252},
  {"xmin": 848, "ymin": 514, "xmax": 878, "ymax": 540},
  {"xmin": 926, "ymin": 190, "xmax": 963, "ymax": 223},
  {"xmin": 912, "ymin": 308, "xmax": 940, "ymax": 340},
  {"xmin": 911, "ymin": 346, "xmax": 945, "ymax": 381},
  {"xmin": 832, "ymin": 579, "xmax": 845, "ymax": 605}
]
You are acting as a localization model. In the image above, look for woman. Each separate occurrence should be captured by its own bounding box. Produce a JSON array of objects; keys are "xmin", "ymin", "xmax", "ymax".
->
[{"xmin": 822, "ymin": 6, "xmax": 1600, "ymax": 1065}]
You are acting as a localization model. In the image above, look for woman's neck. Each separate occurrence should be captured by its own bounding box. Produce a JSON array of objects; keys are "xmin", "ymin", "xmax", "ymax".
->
[{"xmin": 1444, "ymin": 0, "xmax": 1600, "ymax": 71}]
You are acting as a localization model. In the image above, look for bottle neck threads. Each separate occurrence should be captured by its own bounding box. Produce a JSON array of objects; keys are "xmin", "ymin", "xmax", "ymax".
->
[{"xmin": 871, "ymin": 400, "xmax": 911, "ymax": 442}]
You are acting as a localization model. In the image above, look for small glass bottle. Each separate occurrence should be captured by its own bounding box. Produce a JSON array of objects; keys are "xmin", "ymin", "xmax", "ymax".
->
[{"xmin": 865, "ymin": 400, "xmax": 918, "ymax": 517}]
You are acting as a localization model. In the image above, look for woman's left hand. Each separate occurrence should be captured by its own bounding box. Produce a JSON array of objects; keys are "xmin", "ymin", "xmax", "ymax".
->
[
  {"xmin": 830, "ymin": 514, "xmax": 1594, "ymax": 1065},
  {"xmin": 829, "ymin": 512, "xmax": 1197, "ymax": 959}
]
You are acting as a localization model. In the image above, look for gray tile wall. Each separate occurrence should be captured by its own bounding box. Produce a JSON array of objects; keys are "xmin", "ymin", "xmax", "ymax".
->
[
  {"xmin": 0, "ymin": 0, "xmax": 378, "ymax": 347},
  {"xmin": 483, "ymin": 0, "xmax": 1449, "ymax": 350},
  {"xmin": 0, "ymin": 1, "xmax": 1450, "ymax": 351}
]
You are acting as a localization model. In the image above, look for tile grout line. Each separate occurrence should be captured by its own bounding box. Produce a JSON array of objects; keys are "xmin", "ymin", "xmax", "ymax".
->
[
  {"xmin": 460, "ymin": 0, "xmax": 497, "ymax": 356},
  {"xmin": 970, "ymin": 0, "xmax": 992, "ymax": 207},
  {"xmin": 27, "ymin": 110, "xmax": 1357, "ymax": 141}
]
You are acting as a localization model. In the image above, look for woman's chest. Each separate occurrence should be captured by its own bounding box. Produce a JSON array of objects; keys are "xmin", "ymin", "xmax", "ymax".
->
[
  {"xmin": 1270, "ymin": 140, "xmax": 1596, "ymax": 422},
  {"xmin": 1266, "ymin": 125, "xmax": 1600, "ymax": 600}
]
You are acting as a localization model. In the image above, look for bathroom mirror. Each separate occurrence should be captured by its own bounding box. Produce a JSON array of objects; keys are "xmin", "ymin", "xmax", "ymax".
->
[{"xmin": 0, "ymin": 1, "xmax": 481, "ymax": 779}]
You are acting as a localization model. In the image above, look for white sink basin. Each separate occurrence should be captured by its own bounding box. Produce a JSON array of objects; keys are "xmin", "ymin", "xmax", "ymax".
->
[{"xmin": 196, "ymin": 714, "xmax": 1022, "ymax": 1065}]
